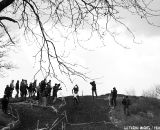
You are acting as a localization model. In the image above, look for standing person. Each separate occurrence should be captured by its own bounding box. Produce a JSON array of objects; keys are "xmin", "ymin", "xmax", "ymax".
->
[
  {"xmin": 20, "ymin": 79, "xmax": 24, "ymax": 97},
  {"xmin": 122, "ymin": 96, "xmax": 131, "ymax": 116},
  {"xmin": 28, "ymin": 82, "xmax": 33, "ymax": 97},
  {"xmin": 10, "ymin": 80, "xmax": 14, "ymax": 98},
  {"xmin": 1, "ymin": 94, "xmax": 9, "ymax": 114},
  {"xmin": 90, "ymin": 81, "xmax": 97, "ymax": 100},
  {"xmin": 53, "ymin": 83, "xmax": 62, "ymax": 103},
  {"xmin": 46, "ymin": 80, "xmax": 52, "ymax": 97},
  {"xmin": 4, "ymin": 85, "xmax": 11, "ymax": 99},
  {"xmin": 15, "ymin": 80, "xmax": 19, "ymax": 98},
  {"xmin": 24, "ymin": 80, "xmax": 28, "ymax": 99},
  {"xmin": 36, "ymin": 82, "xmax": 41, "ymax": 101},
  {"xmin": 72, "ymin": 84, "xmax": 80, "ymax": 104},
  {"xmin": 112, "ymin": 87, "xmax": 117, "ymax": 107},
  {"xmin": 32, "ymin": 80, "xmax": 37, "ymax": 97},
  {"xmin": 40, "ymin": 79, "xmax": 46, "ymax": 95}
]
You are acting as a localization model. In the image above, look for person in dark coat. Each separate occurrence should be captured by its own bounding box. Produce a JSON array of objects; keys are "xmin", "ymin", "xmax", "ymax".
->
[
  {"xmin": 9, "ymin": 80, "xmax": 14, "ymax": 98},
  {"xmin": 46, "ymin": 80, "xmax": 52, "ymax": 97},
  {"xmin": 1, "ymin": 94, "xmax": 9, "ymax": 114},
  {"xmin": 28, "ymin": 82, "xmax": 33, "ymax": 97},
  {"xmin": 32, "ymin": 80, "xmax": 37, "ymax": 97},
  {"xmin": 122, "ymin": 96, "xmax": 131, "ymax": 116},
  {"xmin": 53, "ymin": 83, "xmax": 62, "ymax": 103},
  {"xmin": 90, "ymin": 81, "xmax": 97, "ymax": 100},
  {"xmin": 15, "ymin": 80, "xmax": 19, "ymax": 98},
  {"xmin": 4, "ymin": 85, "xmax": 11, "ymax": 99},
  {"xmin": 112, "ymin": 87, "xmax": 117, "ymax": 107}
]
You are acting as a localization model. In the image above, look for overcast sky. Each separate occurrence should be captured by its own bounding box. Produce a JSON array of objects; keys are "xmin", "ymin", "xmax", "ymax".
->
[{"xmin": 1, "ymin": 1, "xmax": 160, "ymax": 98}]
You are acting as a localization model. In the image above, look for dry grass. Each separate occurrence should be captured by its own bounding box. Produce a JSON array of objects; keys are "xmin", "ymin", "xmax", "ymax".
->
[{"xmin": 110, "ymin": 96, "xmax": 160, "ymax": 128}]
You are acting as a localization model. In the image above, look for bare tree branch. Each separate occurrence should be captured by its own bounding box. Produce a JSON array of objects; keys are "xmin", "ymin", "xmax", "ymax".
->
[
  {"xmin": 0, "ymin": 0, "xmax": 15, "ymax": 12},
  {"xmin": 0, "ymin": 0, "xmax": 160, "ymax": 82}
]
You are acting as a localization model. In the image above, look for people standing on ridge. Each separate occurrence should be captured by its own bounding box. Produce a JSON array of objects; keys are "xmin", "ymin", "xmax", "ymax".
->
[
  {"xmin": 10, "ymin": 80, "xmax": 14, "ymax": 98},
  {"xmin": 15, "ymin": 80, "xmax": 19, "ymax": 98},
  {"xmin": 28, "ymin": 82, "xmax": 33, "ymax": 97},
  {"xmin": 4, "ymin": 85, "xmax": 12, "ymax": 99},
  {"xmin": 20, "ymin": 79, "xmax": 24, "ymax": 98},
  {"xmin": 53, "ymin": 83, "xmax": 62, "ymax": 103},
  {"xmin": 40, "ymin": 79, "xmax": 47, "ymax": 106},
  {"xmin": 32, "ymin": 80, "xmax": 37, "ymax": 97},
  {"xmin": 72, "ymin": 84, "xmax": 80, "ymax": 104},
  {"xmin": 24, "ymin": 80, "xmax": 28, "ymax": 99},
  {"xmin": 90, "ymin": 81, "xmax": 97, "ymax": 100},
  {"xmin": 122, "ymin": 96, "xmax": 131, "ymax": 116},
  {"xmin": 20, "ymin": 79, "xmax": 28, "ymax": 99},
  {"xmin": 46, "ymin": 80, "xmax": 52, "ymax": 97},
  {"xmin": 1, "ymin": 94, "xmax": 9, "ymax": 114},
  {"xmin": 112, "ymin": 87, "xmax": 117, "ymax": 107}
]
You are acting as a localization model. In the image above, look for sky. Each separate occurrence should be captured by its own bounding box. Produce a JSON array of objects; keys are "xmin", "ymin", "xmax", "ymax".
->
[{"xmin": 1, "ymin": 0, "xmax": 160, "ymax": 98}]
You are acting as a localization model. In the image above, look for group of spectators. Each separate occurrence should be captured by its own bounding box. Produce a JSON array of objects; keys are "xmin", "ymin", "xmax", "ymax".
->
[
  {"xmin": 3, "ymin": 79, "xmax": 62, "ymax": 100},
  {"xmin": 1, "ymin": 79, "xmax": 62, "ymax": 113},
  {"xmin": 1, "ymin": 79, "xmax": 131, "ymax": 116}
]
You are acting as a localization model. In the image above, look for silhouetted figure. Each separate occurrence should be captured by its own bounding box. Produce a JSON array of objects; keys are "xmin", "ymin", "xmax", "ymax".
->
[
  {"xmin": 72, "ymin": 85, "xmax": 80, "ymax": 104},
  {"xmin": 46, "ymin": 80, "xmax": 52, "ymax": 97},
  {"xmin": 20, "ymin": 79, "xmax": 28, "ymax": 99},
  {"xmin": 20, "ymin": 79, "xmax": 24, "ymax": 97},
  {"xmin": 10, "ymin": 80, "xmax": 14, "ymax": 98},
  {"xmin": 53, "ymin": 83, "xmax": 62, "ymax": 103},
  {"xmin": 122, "ymin": 96, "xmax": 131, "ymax": 116},
  {"xmin": 24, "ymin": 80, "xmax": 28, "ymax": 98},
  {"xmin": 4, "ymin": 85, "xmax": 11, "ymax": 99},
  {"xmin": 1, "ymin": 95, "xmax": 9, "ymax": 114},
  {"xmin": 40, "ymin": 79, "xmax": 47, "ymax": 94},
  {"xmin": 112, "ymin": 87, "xmax": 117, "ymax": 107},
  {"xmin": 28, "ymin": 82, "xmax": 33, "ymax": 97},
  {"xmin": 32, "ymin": 80, "xmax": 37, "ymax": 97},
  {"xmin": 36, "ymin": 82, "xmax": 41, "ymax": 100},
  {"xmin": 15, "ymin": 80, "xmax": 19, "ymax": 98},
  {"xmin": 90, "ymin": 81, "xmax": 97, "ymax": 100}
]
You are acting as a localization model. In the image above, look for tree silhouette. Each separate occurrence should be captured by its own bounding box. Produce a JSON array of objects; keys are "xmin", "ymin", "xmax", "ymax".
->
[{"xmin": 0, "ymin": 0, "xmax": 160, "ymax": 81}]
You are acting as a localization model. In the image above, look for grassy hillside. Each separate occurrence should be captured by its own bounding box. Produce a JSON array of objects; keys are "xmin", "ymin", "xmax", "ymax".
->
[
  {"xmin": 1, "ymin": 95, "xmax": 160, "ymax": 130},
  {"xmin": 109, "ymin": 96, "xmax": 160, "ymax": 129}
]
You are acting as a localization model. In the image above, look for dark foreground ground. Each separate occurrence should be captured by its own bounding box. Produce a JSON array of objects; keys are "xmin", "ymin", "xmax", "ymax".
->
[{"xmin": 1, "ymin": 95, "xmax": 160, "ymax": 130}]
